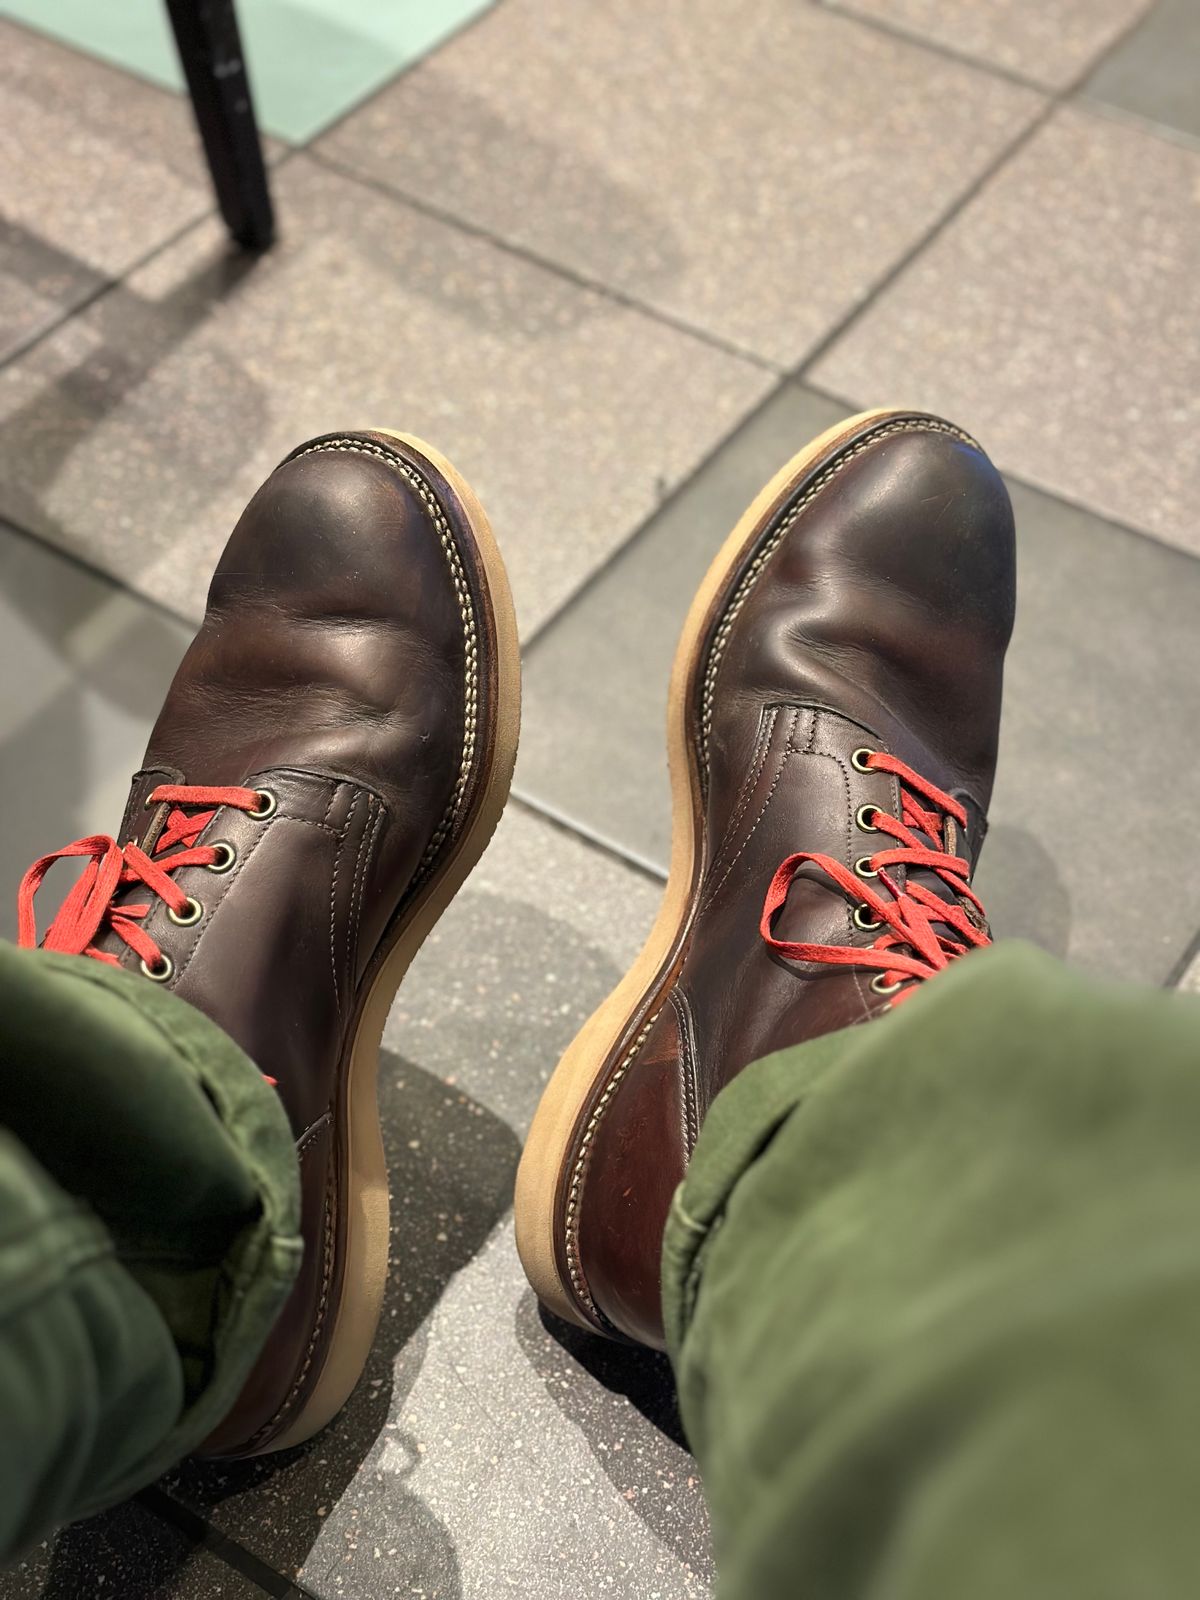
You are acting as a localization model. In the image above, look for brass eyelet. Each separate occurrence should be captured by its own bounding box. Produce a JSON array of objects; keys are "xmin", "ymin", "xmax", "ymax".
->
[
  {"xmin": 207, "ymin": 841, "xmax": 237, "ymax": 874},
  {"xmin": 855, "ymin": 803, "xmax": 880, "ymax": 832},
  {"xmin": 250, "ymin": 788, "xmax": 277, "ymax": 820},
  {"xmin": 850, "ymin": 748, "xmax": 876, "ymax": 773},
  {"xmin": 140, "ymin": 954, "xmax": 174, "ymax": 984},
  {"xmin": 167, "ymin": 895, "xmax": 203, "ymax": 927},
  {"xmin": 853, "ymin": 905, "xmax": 882, "ymax": 932},
  {"xmin": 854, "ymin": 856, "xmax": 879, "ymax": 878},
  {"xmin": 870, "ymin": 973, "xmax": 904, "ymax": 997}
]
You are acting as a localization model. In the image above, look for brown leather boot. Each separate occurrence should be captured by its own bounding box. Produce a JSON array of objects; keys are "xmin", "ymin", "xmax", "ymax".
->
[
  {"xmin": 18, "ymin": 431, "xmax": 520, "ymax": 1453},
  {"xmin": 515, "ymin": 408, "xmax": 1015, "ymax": 1348}
]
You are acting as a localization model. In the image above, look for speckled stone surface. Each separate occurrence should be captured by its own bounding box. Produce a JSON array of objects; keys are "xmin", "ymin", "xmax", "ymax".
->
[
  {"xmin": 518, "ymin": 383, "xmax": 1200, "ymax": 984},
  {"xmin": 0, "ymin": 1498, "xmax": 270, "ymax": 1599},
  {"xmin": 827, "ymin": 0, "xmax": 1152, "ymax": 90},
  {"xmin": 1084, "ymin": 0, "xmax": 1200, "ymax": 143},
  {"xmin": 319, "ymin": 0, "xmax": 1043, "ymax": 366},
  {"xmin": 0, "ymin": 518, "xmax": 193, "ymax": 942},
  {"xmin": 0, "ymin": 154, "xmax": 770, "ymax": 635},
  {"xmin": 814, "ymin": 106, "xmax": 1200, "ymax": 558},
  {"xmin": 0, "ymin": 21, "xmax": 218, "ymax": 361},
  {"xmin": 158, "ymin": 809, "xmax": 711, "ymax": 1599},
  {"xmin": 1179, "ymin": 953, "xmax": 1200, "ymax": 994}
]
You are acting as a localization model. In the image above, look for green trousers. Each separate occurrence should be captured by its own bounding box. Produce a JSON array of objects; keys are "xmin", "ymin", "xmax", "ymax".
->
[
  {"xmin": 3, "ymin": 940, "xmax": 1199, "ymax": 1595},
  {"xmin": 0, "ymin": 944, "xmax": 301, "ymax": 1561},
  {"xmin": 664, "ymin": 941, "xmax": 1200, "ymax": 1599}
]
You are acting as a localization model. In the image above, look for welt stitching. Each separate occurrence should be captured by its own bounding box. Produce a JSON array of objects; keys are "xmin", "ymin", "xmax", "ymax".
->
[
  {"xmin": 671, "ymin": 989, "xmax": 701, "ymax": 1156},
  {"xmin": 248, "ymin": 1150, "xmax": 337, "ymax": 1448},
  {"xmin": 295, "ymin": 1113, "xmax": 331, "ymax": 1158},
  {"xmin": 564, "ymin": 1011, "xmax": 661, "ymax": 1322},
  {"xmin": 295, "ymin": 438, "xmax": 479, "ymax": 880},
  {"xmin": 699, "ymin": 420, "xmax": 976, "ymax": 765}
]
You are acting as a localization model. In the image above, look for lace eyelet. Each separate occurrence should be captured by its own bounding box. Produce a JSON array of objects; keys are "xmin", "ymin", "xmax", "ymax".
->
[
  {"xmin": 167, "ymin": 895, "xmax": 203, "ymax": 927},
  {"xmin": 853, "ymin": 905, "xmax": 882, "ymax": 931},
  {"xmin": 850, "ymin": 748, "xmax": 876, "ymax": 773},
  {"xmin": 250, "ymin": 788, "xmax": 277, "ymax": 820},
  {"xmin": 854, "ymin": 856, "xmax": 879, "ymax": 878},
  {"xmin": 870, "ymin": 973, "xmax": 904, "ymax": 996},
  {"xmin": 206, "ymin": 841, "xmax": 237, "ymax": 874},
  {"xmin": 855, "ymin": 803, "xmax": 880, "ymax": 832},
  {"xmin": 140, "ymin": 954, "xmax": 174, "ymax": 983}
]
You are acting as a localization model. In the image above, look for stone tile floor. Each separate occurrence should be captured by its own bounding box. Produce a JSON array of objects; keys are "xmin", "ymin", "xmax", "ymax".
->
[
  {"xmin": 0, "ymin": 0, "xmax": 496, "ymax": 144},
  {"xmin": 0, "ymin": 0, "xmax": 1197, "ymax": 1594}
]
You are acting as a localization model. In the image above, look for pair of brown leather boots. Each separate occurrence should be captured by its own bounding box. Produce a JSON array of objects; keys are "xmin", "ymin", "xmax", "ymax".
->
[{"xmin": 18, "ymin": 411, "xmax": 1014, "ymax": 1456}]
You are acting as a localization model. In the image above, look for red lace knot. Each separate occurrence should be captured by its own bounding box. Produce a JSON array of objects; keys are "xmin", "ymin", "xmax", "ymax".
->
[
  {"xmin": 760, "ymin": 748, "xmax": 990, "ymax": 1007},
  {"xmin": 17, "ymin": 784, "xmax": 268, "ymax": 970}
]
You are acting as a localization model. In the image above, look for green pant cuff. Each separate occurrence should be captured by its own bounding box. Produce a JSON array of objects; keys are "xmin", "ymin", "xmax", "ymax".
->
[
  {"xmin": 661, "ymin": 1023, "xmax": 852, "ymax": 1361},
  {"xmin": 0, "ymin": 947, "xmax": 303, "ymax": 1511}
]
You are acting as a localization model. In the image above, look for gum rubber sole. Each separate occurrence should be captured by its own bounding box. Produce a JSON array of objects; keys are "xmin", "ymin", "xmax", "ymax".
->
[
  {"xmin": 513, "ymin": 407, "xmax": 905, "ymax": 1333},
  {"xmin": 261, "ymin": 431, "xmax": 521, "ymax": 1452}
]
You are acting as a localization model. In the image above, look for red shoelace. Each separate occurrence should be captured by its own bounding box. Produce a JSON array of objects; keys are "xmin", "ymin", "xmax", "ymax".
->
[
  {"xmin": 760, "ymin": 749, "xmax": 990, "ymax": 1006},
  {"xmin": 17, "ymin": 784, "xmax": 266, "ymax": 975}
]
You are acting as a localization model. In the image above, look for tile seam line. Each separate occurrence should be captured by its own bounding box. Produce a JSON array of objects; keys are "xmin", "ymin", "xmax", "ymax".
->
[
  {"xmin": 0, "ymin": 205, "xmax": 208, "ymax": 376},
  {"xmin": 510, "ymin": 791, "xmax": 669, "ymax": 884},
  {"xmin": 1063, "ymin": 0, "xmax": 1170, "ymax": 93},
  {"xmin": 795, "ymin": 0, "xmax": 1163, "ymax": 385},
  {"xmin": 809, "ymin": 0, "xmax": 1050, "ymax": 92},
  {"xmin": 295, "ymin": 1, "xmax": 506, "ymax": 150},
  {"xmin": 817, "ymin": 0, "xmax": 1160, "ymax": 101},
  {"xmin": 519, "ymin": 375, "xmax": 791, "ymax": 655},
  {"xmin": 792, "ymin": 97, "xmax": 1056, "ymax": 381},
  {"xmin": 2, "ymin": 370, "xmax": 785, "ymax": 650},
  {"xmin": 4, "ymin": 0, "xmax": 1166, "ymax": 394},
  {"xmin": 0, "ymin": 144, "xmax": 305, "ymax": 380},
  {"xmin": 307, "ymin": 0, "xmax": 1153, "ymax": 382},
  {"xmin": 137, "ymin": 1486, "xmax": 320, "ymax": 1598},
  {"xmin": 802, "ymin": 378, "xmax": 1200, "ymax": 567},
  {"xmin": 302, "ymin": 147, "xmax": 784, "ymax": 375},
  {"xmin": 1164, "ymin": 926, "xmax": 1200, "ymax": 990},
  {"xmin": 314, "ymin": 4, "xmax": 1058, "ymax": 384},
  {"xmin": 1073, "ymin": 93, "xmax": 1200, "ymax": 160},
  {"xmin": 0, "ymin": 513, "xmax": 200, "ymax": 632},
  {"xmin": 6, "ymin": 1, "xmax": 1174, "ymax": 621}
]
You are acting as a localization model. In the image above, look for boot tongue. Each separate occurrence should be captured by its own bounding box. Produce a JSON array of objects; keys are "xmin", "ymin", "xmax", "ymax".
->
[
  {"xmin": 115, "ymin": 767, "xmax": 186, "ymax": 850},
  {"xmin": 904, "ymin": 812, "xmax": 961, "ymax": 908},
  {"xmin": 890, "ymin": 810, "xmax": 985, "ymax": 941}
]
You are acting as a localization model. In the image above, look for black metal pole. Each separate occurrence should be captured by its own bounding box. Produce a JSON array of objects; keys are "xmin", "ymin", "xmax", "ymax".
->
[{"xmin": 165, "ymin": 0, "xmax": 274, "ymax": 250}]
